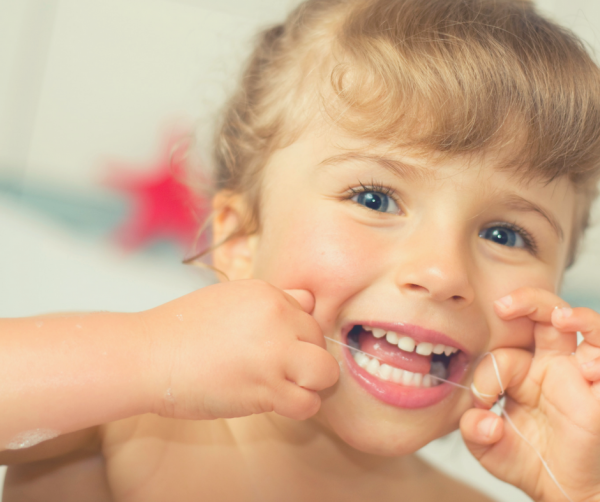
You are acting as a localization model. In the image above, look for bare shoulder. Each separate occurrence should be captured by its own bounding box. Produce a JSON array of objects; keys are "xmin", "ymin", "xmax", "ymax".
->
[
  {"xmin": 3, "ymin": 436, "xmax": 113, "ymax": 502},
  {"xmin": 100, "ymin": 414, "xmax": 244, "ymax": 500}
]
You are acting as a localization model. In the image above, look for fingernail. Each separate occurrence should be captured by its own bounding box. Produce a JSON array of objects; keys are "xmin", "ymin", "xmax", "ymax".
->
[
  {"xmin": 496, "ymin": 295, "xmax": 512, "ymax": 308},
  {"xmin": 555, "ymin": 307, "xmax": 573, "ymax": 320},
  {"xmin": 477, "ymin": 416, "xmax": 499, "ymax": 438}
]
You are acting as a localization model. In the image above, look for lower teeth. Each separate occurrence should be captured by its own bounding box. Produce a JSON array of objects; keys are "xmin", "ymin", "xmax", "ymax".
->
[{"xmin": 351, "ymin": 350, "xmax": 447, "ymax": 387}]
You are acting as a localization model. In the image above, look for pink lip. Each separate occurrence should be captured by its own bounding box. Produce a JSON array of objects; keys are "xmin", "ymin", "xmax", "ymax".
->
[{"xmin": 341, "ymin": 322, "xmax": 470, "ymax": 409}]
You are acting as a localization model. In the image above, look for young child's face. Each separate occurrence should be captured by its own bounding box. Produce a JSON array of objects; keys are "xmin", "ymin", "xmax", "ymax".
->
[{"xmin": 243, "ymin": 124, "xmax": 576, "ymax": 455}]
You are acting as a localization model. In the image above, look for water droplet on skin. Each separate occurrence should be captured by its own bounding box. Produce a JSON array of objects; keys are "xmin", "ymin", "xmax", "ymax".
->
[
  {"xmin": 75, "ymin": 325, "xmax": 82, "ymax": 329},
  {"xmin": 176, "ymin": 314, "xmax": 183, "ymax": 321},
  {"xmin": 165, "ymin": 388, "xmax": 175, "ymax": 402},
  {"xmin": 5, "ymin": 429, "xmax": 60, "ymax": 449},
  {"xmin": 35, "ymin": 321, "xmax": 43, "ymax": 328}
]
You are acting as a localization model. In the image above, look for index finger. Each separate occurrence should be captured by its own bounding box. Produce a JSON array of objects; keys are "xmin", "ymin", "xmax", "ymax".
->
[
  {"xmin": 493, "ymin": 287, "xmax": 570, "ymax": 323},
  {"xmin": 552, "ymin": 307, "xmax": 600, "ymax": 346},
  {"xmin": 494, "ymin": 287, "xmax": 576, "ymax": 354}
]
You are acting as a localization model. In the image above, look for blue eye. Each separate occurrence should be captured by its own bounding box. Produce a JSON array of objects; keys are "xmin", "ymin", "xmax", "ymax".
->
[
  {"xmin": 479, "ymin": 226, "xmax": 526, "ymax": 248},
  {"xmin": 352, "ymin": 191, "xmax": 399, "ymax": 214}
]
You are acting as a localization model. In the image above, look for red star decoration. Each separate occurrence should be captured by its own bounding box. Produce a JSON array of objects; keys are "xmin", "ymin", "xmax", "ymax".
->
[{"xmin": 106, "ymin": 134, "xmax": 210, "ymax": 255}]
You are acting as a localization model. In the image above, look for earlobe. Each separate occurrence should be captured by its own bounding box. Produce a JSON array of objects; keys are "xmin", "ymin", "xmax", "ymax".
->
[{"xmin": 212, "ymin": 191, "xmax": 257, "ymax": 281}]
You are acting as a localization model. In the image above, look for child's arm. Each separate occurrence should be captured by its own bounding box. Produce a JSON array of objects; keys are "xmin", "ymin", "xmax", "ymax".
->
[
  {"xmin": 0, "ymin": 310, "xmax": 156, "ymax": 459},
  {"xmin": 0, "ymin": 280, "xmax": 338, "ymax": 462},
  {"xmin": 460, "ymin": 287, "xmax": 600, "ymax": 502}
]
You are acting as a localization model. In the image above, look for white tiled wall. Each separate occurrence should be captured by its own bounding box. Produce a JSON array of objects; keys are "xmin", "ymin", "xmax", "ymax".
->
[
  {"xmin": 0, "ymin": 0, "xmax": 300, "ymax": 186},
  {"xmin": 0, "ymin": 1, "xmax": 599, "ymax": 501}
]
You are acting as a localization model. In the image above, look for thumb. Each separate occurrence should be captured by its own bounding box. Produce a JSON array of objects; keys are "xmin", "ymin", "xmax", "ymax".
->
[
  {"xmin": 283, "ymin": 289, "xmax": 315, "ymax": 314},
  {"xmin": 460, "ymin": 408, "xmax": 504, "ymax": 457}
]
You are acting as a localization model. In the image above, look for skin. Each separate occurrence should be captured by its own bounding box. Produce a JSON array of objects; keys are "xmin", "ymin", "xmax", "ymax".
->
[
  {"xmin": 244, "ymin": 127, "xmax": 572, "ymax": 459},
  {"xmin": 1, "ymin": 124, "xmax": 600, "ymax": 501}
]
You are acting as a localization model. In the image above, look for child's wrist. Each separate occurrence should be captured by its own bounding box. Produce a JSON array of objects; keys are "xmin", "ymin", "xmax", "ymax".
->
[
  {"xmin": 102, "ymin": 311, "xmax": 163, "ymax": 418},
  {"xmin": 135, "ymin": 306, "xmax": 185, "ymax": 418}
]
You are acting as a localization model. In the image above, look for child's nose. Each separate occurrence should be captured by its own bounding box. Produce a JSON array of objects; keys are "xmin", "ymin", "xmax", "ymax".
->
[{"xmin": 394, "ymin": 232, "xmax": 475, "ymax": 307}]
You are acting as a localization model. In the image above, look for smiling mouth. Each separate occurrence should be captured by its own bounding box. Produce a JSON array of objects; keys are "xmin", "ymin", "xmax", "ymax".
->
[{"xmin": 346, "ymin": 325, "xmax": 462, "ymax": 388}]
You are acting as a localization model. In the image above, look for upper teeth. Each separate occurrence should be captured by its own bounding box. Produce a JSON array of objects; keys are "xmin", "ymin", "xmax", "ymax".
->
[{"xmin": 363, "ymin": 326, "xmax": 459, "ymax": 357}]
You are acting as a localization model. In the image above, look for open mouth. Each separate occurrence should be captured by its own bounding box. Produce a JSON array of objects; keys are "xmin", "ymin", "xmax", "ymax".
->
[{"xmin": 342, "ymin": 324, "xmax": 469, "ymax": 408}]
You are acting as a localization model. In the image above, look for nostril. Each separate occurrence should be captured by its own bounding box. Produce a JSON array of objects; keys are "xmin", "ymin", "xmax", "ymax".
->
[{"xmin": 407, "ymin": 284, "xmax": 429, "ymax": 293}]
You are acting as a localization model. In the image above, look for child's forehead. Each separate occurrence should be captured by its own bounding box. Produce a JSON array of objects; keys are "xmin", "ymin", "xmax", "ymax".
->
[{"xmin": 286, "ymin": 125, "xmax": 572, "ymax": 192}]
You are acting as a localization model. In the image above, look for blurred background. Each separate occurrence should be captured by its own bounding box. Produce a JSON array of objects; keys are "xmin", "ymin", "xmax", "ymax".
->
[{"xmin": 1, "ymin": 0, "xmax": 599, "ymax": 500}]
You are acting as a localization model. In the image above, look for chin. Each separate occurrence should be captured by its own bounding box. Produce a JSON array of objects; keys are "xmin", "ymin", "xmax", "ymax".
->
[{"xmin": 315, "ymin": 383, "xmax": 466, "ymax": 457}]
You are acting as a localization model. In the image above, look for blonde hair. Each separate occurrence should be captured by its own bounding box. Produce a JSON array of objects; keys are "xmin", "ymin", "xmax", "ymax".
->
[{"xmin": 211, "ymin": 0, "xmax": 600, "ymax": 265}]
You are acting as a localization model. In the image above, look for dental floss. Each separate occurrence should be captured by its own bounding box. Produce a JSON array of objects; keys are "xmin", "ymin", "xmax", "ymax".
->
[
  {"xmin": 323, "ymin": 336, "xmax": 469, "ymax": 389},
  {"xmin": 484, "ymin": 351, "xmax": 505, "ymax": 395},
  {"xmin": 324, "ymin": 337, "xmax": 575, "ymax": 502},
  {"xmin": 470, "ymin": 383, "xmax": 496, "ymax": 401},
  {"xmin": 501, "ymin": 408, "xmax": 574, "ymax": 502}
]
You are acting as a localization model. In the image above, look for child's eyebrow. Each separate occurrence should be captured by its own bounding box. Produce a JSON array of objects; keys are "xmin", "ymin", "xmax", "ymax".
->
[
  {"xmin": 499, "ymin": 193, "xmax": 564, "ymax": 241},
  {"xmin": 318, "ymin": 153, "xmax": 432, "ymax": 182},
  {"xmin": 319, "ymin": 153, "xmax": 563, "ymax": 240}
]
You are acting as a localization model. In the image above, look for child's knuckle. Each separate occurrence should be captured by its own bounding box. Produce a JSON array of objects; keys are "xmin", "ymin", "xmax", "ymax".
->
[
  {"xmin": 259, "ymin": 295, "xmax": 285, "ymax": 318},
  {"xmin": 256, "ymin": 386, "xmax": 276, "ymax": 414}
]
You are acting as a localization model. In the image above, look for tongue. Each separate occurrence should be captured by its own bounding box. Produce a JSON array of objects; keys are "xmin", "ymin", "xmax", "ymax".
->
[{"xmin": 359, "ymin": 331, "xmax": 432, "ymax": 374}]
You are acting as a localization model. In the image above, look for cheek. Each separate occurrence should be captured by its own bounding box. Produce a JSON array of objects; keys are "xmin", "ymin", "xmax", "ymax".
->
[{"xmin": 252, "ymin": 208, "xmax": 380, "ymax": 322}]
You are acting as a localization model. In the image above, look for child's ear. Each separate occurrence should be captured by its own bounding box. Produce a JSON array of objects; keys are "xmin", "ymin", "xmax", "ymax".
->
[{"xmin": 212, "ymin": 191, "xmax": 258, "ymax": 281}]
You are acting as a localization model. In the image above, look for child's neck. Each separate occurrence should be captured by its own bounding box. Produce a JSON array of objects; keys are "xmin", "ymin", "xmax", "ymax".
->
[{"xmin": 225, "ymin": 412, "xmax": 432, "ymax": 497}]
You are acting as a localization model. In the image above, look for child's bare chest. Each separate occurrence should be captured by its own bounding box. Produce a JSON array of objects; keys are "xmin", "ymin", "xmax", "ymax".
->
[
  {"xmin": 101, "ymin": 415, "xmax": 400, "ymax": 502},
  {"xmin": 101, "ymin": 415, "xmax": 255, "ymax": 502},
  {"xmin": 18, "ymin": 415, "xmax": 483, "ymax": 502}
]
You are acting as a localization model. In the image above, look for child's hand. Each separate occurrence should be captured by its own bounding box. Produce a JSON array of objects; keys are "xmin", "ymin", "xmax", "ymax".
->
[
  {"xmin": 460, "ymin": 287, "xmax": 600, "ymax": 502},
  {"xmin": 144, "ymin": 280, "xmax": 339, "ymax": 422}
]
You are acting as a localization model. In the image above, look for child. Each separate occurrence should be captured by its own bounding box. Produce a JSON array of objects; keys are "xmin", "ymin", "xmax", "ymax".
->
[{"xmin": 2, "ymin": 0, "xmax": 600, "ymax": 500}]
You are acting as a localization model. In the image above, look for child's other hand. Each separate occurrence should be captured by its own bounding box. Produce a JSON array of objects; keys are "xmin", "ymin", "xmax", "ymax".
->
[
  {"xmin": 144, "ymin": 280, "xmax": 339, "ymax": 421},
  {"xmin": 459, "ymin": 287, "xmax": 600, "ymax": 502}
]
